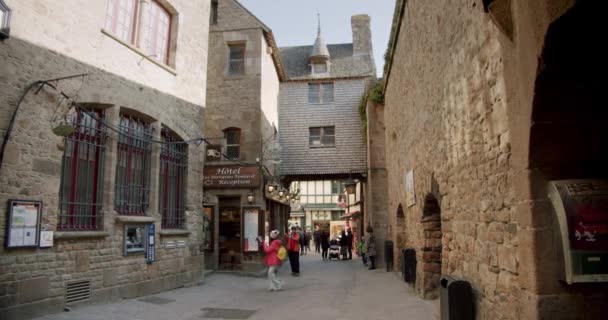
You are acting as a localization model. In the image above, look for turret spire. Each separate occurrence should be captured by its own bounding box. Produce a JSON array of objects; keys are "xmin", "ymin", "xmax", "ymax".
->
[{"xmin": 310, "ymin": 13, "xmax": 330, "ymax": 60}]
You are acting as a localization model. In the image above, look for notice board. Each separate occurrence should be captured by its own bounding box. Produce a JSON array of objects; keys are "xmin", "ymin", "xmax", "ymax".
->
[{"xmin": 5, "ymin": 200, "xmax": 42, "ymax": 248}]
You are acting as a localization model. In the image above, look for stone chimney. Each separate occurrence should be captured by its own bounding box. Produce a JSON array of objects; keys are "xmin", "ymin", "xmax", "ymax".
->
[{"xmin": 351, "ymin": 14, "xmax": 372, "ymax": 57}]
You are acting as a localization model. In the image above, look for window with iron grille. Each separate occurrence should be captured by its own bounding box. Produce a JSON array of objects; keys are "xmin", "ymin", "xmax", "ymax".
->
[
  {"xmin": 224, "ymin": 128, "xmax": 240, "ymax": 160},
  {"xmin": 115, "ymin": 115, "xmax": 152, "ymax": 215},
  {"xmin": 308, "ymin": 82, "xmax": 334, "ymax": 104},
  {"xmin": 59, "ymin": 109, "xmax": 107, "ymax": 231},
  {"xmin": 159, "ymin": 128, "xmax": 187, "ymax": 229},
  {"xmin": 309, "ymin": 126, "xmax": 335, "ymax": 147},
  {"xmin": 228, "ymin": 44, "xmax": 245, "ymax": 76}
]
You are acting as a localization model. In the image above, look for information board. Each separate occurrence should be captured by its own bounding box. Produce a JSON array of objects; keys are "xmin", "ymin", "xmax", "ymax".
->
[
  {"xmin": 243, "ymin": 208, "xmax": 259, "ymax": 252},
  {"xmin": 5, "ymin": 200, "xmax": 42, "ymax": 248}
]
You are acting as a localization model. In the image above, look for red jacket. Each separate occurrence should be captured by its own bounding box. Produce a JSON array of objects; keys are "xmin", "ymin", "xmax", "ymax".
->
[
  {"xmin": 264, "ymin": 239, "xmax": 282, "ymax": 266},
  {"xmin": 286, "ymin": 231, "xmax": 300, "ymax": 252}
]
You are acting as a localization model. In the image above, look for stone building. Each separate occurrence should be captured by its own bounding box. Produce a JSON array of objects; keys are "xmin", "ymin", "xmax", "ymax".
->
[
  {"xmin": 203, "ymin": 0, "xmax": 290, "ymax": 273},
  {"xmin": 279, "ymin": 15, "xmax": 376, "ymax": 230},
  {"xmin": 0, "ymin": 1, "xmax": 209, "ymax": 319},
  {"xmin": 379, "ymin": 0, "xmax": 608, "ymax": 318}
]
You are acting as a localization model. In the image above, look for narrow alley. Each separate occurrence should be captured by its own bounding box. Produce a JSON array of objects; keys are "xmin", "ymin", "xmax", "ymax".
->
[{"xmin": 32, "ymin": 254, "xmax": 436, "ymax": 320}]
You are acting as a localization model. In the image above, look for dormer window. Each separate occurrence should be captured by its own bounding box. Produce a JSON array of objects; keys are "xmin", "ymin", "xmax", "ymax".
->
[
  {"xmin": 0, "ymin": 0, "xmax": 11, "ymax": 39},
  {"xmin": 313, "ymin": 63, "xmax": 327, "ymax": 74}
]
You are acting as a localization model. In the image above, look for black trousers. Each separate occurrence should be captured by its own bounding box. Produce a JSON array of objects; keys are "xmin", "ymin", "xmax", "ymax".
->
[
  {"xmin": 288, "ymin": 250, "xmax": 300, "ymax": 273},
  {"xmin": 347, "ymin": 246, "xmax": 352, "ymax": 259},
  {"xmin": 369, "ymin": 255, "xmax": 376, "ymax": 269},
  {"xmin": 362, "ymin": 253, "xmax": 367, "ymax": 265},
  {"xmin": 315, "ymin": 241, "xmax": 321, "ymax": 253},
  {"xmin": 322, "ymin": 247, "xmax": 328, "ymax": 259}
]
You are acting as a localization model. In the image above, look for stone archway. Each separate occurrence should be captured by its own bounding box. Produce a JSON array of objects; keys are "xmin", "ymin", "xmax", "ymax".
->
[
  {"xmin": 421, "ymin": 194, "xmax": 441, "ymax": 299},
  {"xmin": 527, "ymin": 0, "xmax": 608, "ymax": 317}
]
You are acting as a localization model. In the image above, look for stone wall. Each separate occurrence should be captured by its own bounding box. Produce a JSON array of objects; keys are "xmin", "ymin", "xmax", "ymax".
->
[
  {"xmin": 0, "ymin": 38, "xmax": 205, "ymax": 320},
  {"xmin": 382, "ymin": 0, "xmax": 608, "ymax": 318}
]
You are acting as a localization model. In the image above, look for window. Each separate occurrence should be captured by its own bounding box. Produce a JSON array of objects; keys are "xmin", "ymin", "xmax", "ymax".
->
[
  {"xmin": 308, "ymin": 83, "xmax": 334, "ymax": 103},
  {"xmin": 103, "ymin": 0, "xmax": 176, "ymax": 66},
  {"xmin": 124, "ymin": 225, "xmax": 146, "ymax": 255},
  {"xmin": 0, "ymin": 0, "xmax": 11, "ymax": 39},
  {"xmin": 142, "ymin": 1, "xmax": 171, "ymax": 64},
  {"xmin": 309, "ymin": 126, "xmax": 335, "ymax": 147},
  {"xmin": 105, "ymin": 0, "xmax": 137, "ymax": 43},
  {"xmin": 159, "ymin": 129, "xmax": 188, "ymax": 229},
  {"xmin": 331, "ymin": 180, "xmax": 345, "ymax": 194},
  {"xmin": 59, "ymin": 109, "xmax": 107, "ymax": 231},
  {"xmin": 313, "ymin": 63, "xmax": 327, "ymax": 74},
  {"xmin": 224, "ymin": 128, "xmax": 241, "ymax": 160},
  {"xmin": 115, "ymin": 115, "xmax": 152, "ymax": 215},
  {"xmin": 210, "ymin": 0, "xmax": 218, "ymax": 25},
  {"xmin": 228, "ymin": 44, "xmax": 245, "ymax": 75}
]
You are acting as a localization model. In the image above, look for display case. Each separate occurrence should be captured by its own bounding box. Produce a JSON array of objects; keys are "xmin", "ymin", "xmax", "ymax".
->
[{"xmin": 548, "ymin": 179, "xmax": 608, "ymax": 283}]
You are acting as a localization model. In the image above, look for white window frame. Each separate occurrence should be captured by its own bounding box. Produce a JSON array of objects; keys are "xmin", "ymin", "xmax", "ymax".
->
[
  {"xmin": 308, "ymin": 83, "xmax": 334, "ymax": 104},
  {"xmin": 309, "ymin": 126, "xmax": 335, "ymax": 147},
  {"xmin": 0, "ymin": 0, "xmax": 11, "ymax": 39}
]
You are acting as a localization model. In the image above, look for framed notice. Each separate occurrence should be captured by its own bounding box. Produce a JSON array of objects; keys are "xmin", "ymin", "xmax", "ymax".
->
[
  {"xmin": 243, "ymin": 208, "xmax": 259, "ymax": 252},
  {"xmin": 405, "ymin": 170, "xmax": 416, "ymax": 207},
  {"xmin": 5, "ymin": 200, "xmax": 42, "ymax": 248}
]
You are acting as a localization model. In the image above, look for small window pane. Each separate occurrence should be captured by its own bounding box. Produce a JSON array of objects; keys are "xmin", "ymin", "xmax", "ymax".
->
[
  {"xmin": 314, "ymin": 63, "xmax": 327, "ymax": 73},
  {"xmin": 322, "ymin": 83, "xmax": 334, "ymax": 102},
  {"xmin": 308, "ymin": 84, "xmax": 320, "ymax": 103},
  {"xmin": 229, "ymin": 45, "xmax": 245, "ymax": 75}
]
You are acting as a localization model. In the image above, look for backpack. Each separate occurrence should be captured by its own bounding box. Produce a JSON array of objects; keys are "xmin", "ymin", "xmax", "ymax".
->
[{"xmin": 277, "ymin": 245, "xmax": 288, "ymax": 261}]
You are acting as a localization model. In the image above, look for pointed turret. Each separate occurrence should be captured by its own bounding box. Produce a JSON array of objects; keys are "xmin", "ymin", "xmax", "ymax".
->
[{"xmin": 310, "ymin": 14, "xmax": 330, "ymax": 61}]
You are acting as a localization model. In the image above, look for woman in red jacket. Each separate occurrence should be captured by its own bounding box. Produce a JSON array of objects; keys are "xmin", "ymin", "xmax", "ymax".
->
[{"xmin": 259, "ymin": 230, "xmax": 284, "ymax": 291}]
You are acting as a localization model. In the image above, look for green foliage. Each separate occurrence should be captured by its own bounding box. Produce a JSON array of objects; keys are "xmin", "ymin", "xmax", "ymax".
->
[
  {"xmin": 359, "ymin": 80, "xmax": 385, "ymax": 143},
  {"xmin": 368, "ymin": 81, "xmax": 384, "ymax": 104}
]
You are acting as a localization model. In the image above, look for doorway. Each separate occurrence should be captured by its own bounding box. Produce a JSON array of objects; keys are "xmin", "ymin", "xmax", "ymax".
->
[{"xmin": 219, "ymin": 196, "xmax": 241, "ymax": 270}]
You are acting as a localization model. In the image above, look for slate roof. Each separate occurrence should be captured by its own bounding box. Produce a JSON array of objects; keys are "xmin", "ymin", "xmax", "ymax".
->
[{"xmin": 280, "ymin": 43, "xmax": 375, "ymax": 80}]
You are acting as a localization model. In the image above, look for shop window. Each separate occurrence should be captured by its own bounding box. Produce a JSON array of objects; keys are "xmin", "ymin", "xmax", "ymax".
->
[
  {"xmin": 159, "ymin": 128, "xmax": 188, "ymax": 229},
  {"xmin": 115, "ymin": 115, "xmax": 153, "ymax": 215},
  {"xmin": 228, "ymin": 43, "xmax": 245, "ymax": 75},
  {"xmin": 308, "ymin": 82, "xmax": 334, "ymax": 103},
  {"xmin": 309, "ymin": 126, "xmax": 335, "ymax": 147},
  {"xmin": 331, "ymin": 180, "xmax": 345, "ymax": 194},
  {"xmin": 224, "ymin": 128, "xmax": 241, "ymax": 160},
  {"xmin": 58, "ymin": 109, "xmax": 107, "ymax": 231},
  {"xmin": 124, "ymin": 225, "xmax": 146, "ymax": 255}
]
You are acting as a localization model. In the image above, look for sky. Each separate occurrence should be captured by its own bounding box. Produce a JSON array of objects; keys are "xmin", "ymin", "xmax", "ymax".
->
[{"xmin": 237, "ymin": 0, "xmax": 397, "ymax": 78}]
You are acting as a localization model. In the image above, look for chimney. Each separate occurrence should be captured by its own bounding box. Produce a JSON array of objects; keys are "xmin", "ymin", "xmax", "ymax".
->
[{"xmin": 351, "ymin": 14, "xmax": 372, "ymax": 57}]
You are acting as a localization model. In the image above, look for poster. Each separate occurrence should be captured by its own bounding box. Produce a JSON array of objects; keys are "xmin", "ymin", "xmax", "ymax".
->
[
  {"xmin": 5, "ymin": 200, "xmax": 41, "ymax": 248},
  {"xmin": 405, "ymin": 170, "xmax": 416, "ymax": 207},
  {"xmin": 243, "ymin": 208, "xmax": 259, "ymax": 252}
]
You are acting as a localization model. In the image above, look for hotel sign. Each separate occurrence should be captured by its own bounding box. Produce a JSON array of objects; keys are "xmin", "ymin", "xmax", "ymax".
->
[{"xmin": 203, "ymin": 165, "xmax": 261, "ymax": 189}]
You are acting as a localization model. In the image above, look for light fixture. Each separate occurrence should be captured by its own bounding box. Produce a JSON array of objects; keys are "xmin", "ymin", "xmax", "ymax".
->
[
  {"xmin": 286, "ymin": 194, "xmax": 290, "ymax": 201},
  {"xmin": 344, "ymin": 177, "xmax": 356, "ymax": 194},
  {"xmin": 267, "ymin": 184, "xmax": 275, "ymax": 193},
  {"xmin": 291, "ymin": 198, "xmax": 296, "ymax": 203},
  {"xmin": 278, "ymin": 188, "xmax": 285, "ymax": 198},
  {"xmin": 247, "ymin": 191, "xmax": 255, "ymax": 204}
]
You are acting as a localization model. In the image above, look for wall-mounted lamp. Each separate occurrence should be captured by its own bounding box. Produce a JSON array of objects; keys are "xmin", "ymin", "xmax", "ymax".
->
[
  {"xmin": 247, "ymin": 190, "xmax": 255, "ymax": 204},
  {"xmin": 267, "ymin": 184, "xmax": 275, "ymax": 193},
  {"xmin": 278, "ymin": 189, "xmax": 285, "ymax": 198},
  {"xmin": 344, "ymin": 177, "xmax": 356, "ymax": 195}
]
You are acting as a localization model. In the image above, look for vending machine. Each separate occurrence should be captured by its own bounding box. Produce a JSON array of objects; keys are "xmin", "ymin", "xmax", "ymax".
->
[{"xmin": 548, "ymin": 179, "xmax": 608, "ymax": 283}]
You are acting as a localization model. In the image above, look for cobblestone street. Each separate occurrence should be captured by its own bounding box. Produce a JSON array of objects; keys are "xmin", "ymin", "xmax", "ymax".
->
[{"xmin": 33, "ymin": 253, "xmax": 437, "ymax": 320}]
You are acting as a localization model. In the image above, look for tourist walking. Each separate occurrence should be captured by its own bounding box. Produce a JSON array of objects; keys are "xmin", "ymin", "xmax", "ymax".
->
[
  {"xmin": 365, "ymin": 226, "xmax": 377, "ymax": 270},
  {"xmin": 298, "ymin": 227, "xmax": 306, "ymax": 256},
  {"xmin": 314, "ymin": 226, "xmax": 321, "ymax": 253},
  {"xmin": 345, "ymin": 228, "xmax": 353, "ymax": 259},
  {"xmin": 339, "ymin": 230, "xmax": 348, "ymax": 260},
  {"xmin": 258, "ymin": 230, "xmax": 284, "ymax": 291},
  {"xmin": 320, "ymin": 228, "xmax": 330, "ymax": 260},
  {"xmin": 286, "ymin": 226, "xmax": 301, "ymax": 276},
  {"xmin": 305, "ymin": 229, "xmax": 312, "ymax": 253},
  {"xmin": 357, "ymin": 236, "xmax": 367, "ymax": 266}
]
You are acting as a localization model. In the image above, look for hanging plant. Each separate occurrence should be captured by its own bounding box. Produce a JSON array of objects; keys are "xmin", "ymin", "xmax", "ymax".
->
[{"xmin": 52, "ymin": 122, "xmax": 76, "ymax": 137}]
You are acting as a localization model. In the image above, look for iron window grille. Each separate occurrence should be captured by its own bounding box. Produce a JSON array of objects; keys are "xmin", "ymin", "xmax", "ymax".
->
[
  {"xmin": 308, "ymin": 82, "xmax": 334, "ymax": 103},
  {"xmin": 115, "ymin": 115, "xmax": 152, "ymax": 215},
  {"xmin": 59, "ymin": 109, "xmax": 107, "ymax": 231},
  {"xmin": 224, "ymin": 128, "xmax": 240, "ymax": 160},
  {"xmin": 228, "ymin": 44, "xmax": 245, "ymax": 75},
  {"xmin": 309, "ymin": 126, "xmax": 335, "ymax": 147},
  {"xmin": 159, "ymin": 128, "xmax": 187, "ymax": 229}
]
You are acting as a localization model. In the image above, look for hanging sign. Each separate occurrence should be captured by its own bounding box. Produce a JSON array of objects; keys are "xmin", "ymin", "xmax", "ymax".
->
[
  {"xmin": 5, "ymin": 200, "xmax": 42, "ymax": 248},
  {"xmin": 146, "ymin": 224, "xmax": 156, "ymax": 264},
  {"xmin": 243, "ymin": 208, "xmax": 259, "ymax": 252}
]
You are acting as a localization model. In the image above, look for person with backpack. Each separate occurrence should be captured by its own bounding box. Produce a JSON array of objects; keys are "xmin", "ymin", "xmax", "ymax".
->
[
  {"xmin": 286, "ymin": 226, "xmax": 301, "ymax": 276},
  {"xmin": 257, "ymin": 230, "xmax": 284, "ymax": 291}
]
